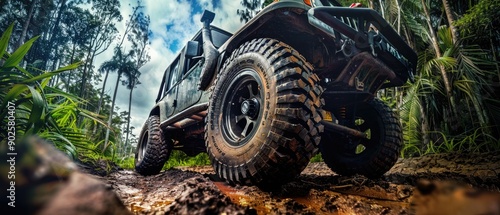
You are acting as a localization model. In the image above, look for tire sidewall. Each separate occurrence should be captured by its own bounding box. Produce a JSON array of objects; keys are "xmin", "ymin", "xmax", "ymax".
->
[
  {"xmin": 134, "ymin": 118, "xmax": 149, "ymax": 167},
  {"xmin": 207, "ymin": 53, "xmax": 276, "ymax": 166},
  {"xmin": 134, "ymin": 115, "xmax": 167, "ymax": 172}
]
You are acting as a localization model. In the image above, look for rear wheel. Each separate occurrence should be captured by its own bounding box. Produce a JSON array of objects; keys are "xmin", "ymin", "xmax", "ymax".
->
[
  {"xmin": 320, "ymin": 99, "xmax": 402, "ymax": 178},
  {"xmin": 205, "ymin": 38, "xmax": 324, "ymax": 185},
  {"xmin": 135, "ymin": 116, "xmax": 172, "ymax": 175}
]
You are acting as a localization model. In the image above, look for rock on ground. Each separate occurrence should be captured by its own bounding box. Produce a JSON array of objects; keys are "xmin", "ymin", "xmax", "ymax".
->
[{"xmin": 0, "ymin": 136, "xmax": 130, "ymax": 215}]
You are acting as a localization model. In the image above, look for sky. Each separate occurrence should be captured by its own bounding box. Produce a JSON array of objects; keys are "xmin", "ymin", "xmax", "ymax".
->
[{"xmin": 99, "ymin": 0, "xmax": 250, "ymax": 141}]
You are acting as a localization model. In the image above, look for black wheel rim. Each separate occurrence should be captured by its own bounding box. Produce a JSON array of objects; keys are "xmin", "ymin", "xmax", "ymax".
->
[
  {"xmin": 221, "ymin": 69, "xmax": 264, "ymax": 147},
  {"xmin": 137, "ymin": 130, "xmax": 149, "ymax": 162},
  {"xmin": 339, "ymin": 109, "xmax": 382, "ymax": 157}
]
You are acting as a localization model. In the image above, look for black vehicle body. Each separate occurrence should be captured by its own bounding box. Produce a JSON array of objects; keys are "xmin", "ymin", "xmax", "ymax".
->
[{"xmin": 135, "ymin": 0, "xmax": 416, "ymax": 184}]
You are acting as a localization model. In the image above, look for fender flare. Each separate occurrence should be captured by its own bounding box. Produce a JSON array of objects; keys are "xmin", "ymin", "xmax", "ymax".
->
[
  {"xmin": 200, "ymin": 1, "xmax": 314, "ymax": 91},
  {"xmin": 149, "ymin": 101, "xmax": 167, "ymax": 122}
]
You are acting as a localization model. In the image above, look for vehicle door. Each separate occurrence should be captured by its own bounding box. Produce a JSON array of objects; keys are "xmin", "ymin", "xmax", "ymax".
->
[
  {"xmin": 176, "ymin": 28, "xmax": 232, "ymax": 111},
  {"xmin": 163, "ymin": 57, "xmax": 182, "ymax": 117},
  {"xmin": 176, "ymin": 40, "xmax": 204, "ymax": 111}
]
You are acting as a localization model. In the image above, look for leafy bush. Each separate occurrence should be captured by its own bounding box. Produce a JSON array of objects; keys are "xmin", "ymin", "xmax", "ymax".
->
[{"xmin": 0, "ymin": 23, "xmax": 105, "ymax": 158}]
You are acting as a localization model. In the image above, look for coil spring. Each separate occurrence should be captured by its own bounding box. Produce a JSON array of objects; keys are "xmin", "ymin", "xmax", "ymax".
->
[{"xmin": 339, "ymin": 107, "xmax": 347, "ymax": 119}]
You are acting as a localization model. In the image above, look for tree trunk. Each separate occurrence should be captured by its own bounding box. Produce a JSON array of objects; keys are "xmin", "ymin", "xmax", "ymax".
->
[
  {"xmin": 83, "ymin": 51, "xmax": 97, "ymax": 102},
  {"xmin": 442, "ymin": 0, "xmax": 458, "ymax": 43},
  {"xmin": 69, "ymin": 41, "xmax": 76, "ymax": 63},
  {"xmin": 124, "ymin": 86, "xmax": 133, "ymax": 155},
  {"xmin": 43, "ymin": 0, "xmax": 67, "ymax": 70},
  {"xmin": 96, "ymin": 71, "xmax": 110, "ymax": 115},
  {"xmin": 378, "ymin": 0, "xmax": 385, "ymax": 18},
  {"xmin": 79, "ymin": 46, "xmax": 93, "ymax": 99},
  {"xmin": 104, "ymin": 72, "xmax": 122, "ymax": 151},
  {"xmin": 395, "ymin": 0, "xmax": 401, "ymax": 34},
  {"xmin": 63, "ymin": 42, "xmax": 77, "ymax": 92},
  {"xmin": 419, "ymin": 98, "xmax": 430, "ymax": 149},
  {"xmin": 128, "ymin": 140, "xmax": 134, "ymax": 157},
  {"xmin": 92, "ymin": 69, "xmax": 110, "ymax": 135},
  {"xmin": 50, "ymin": 57, "xmax": 60, "ymax": 87},
  {"xmin": 17, "ymin": 0, "xmax": 37, "ymax": 49},
  {"xmin": 421, "ymin": 0, "xmax": 457, "ymax": 120}
]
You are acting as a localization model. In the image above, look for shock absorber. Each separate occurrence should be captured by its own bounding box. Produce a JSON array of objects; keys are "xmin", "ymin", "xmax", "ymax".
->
[
  {"xmin": 337, "ymin": 106, "xmax": 355, "ymax": 128},
  {"xmin": 339, "ymin": 106, "xmax": 347, "ymax": 120}
]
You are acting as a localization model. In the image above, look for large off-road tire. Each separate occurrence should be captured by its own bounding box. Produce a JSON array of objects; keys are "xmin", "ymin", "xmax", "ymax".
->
[
  {"xmin": 205, "ymin": 38, "xmax": 324, "ymax": 186},
  {"xmin": 135, "ymin": 115, "xmax": 172, "ymax": 175},
  {"xmin": 320, "ymin": 99, "xmax": 402, "ymax": 178}
]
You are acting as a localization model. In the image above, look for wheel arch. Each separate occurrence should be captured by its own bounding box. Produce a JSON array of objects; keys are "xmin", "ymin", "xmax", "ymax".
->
[
  {"xmin": 149, "ymin": 101, "xmax": 167, "ymax": 122},
  {"xmin": 218, "ymin": 3, "xmax": 334, "ymax": 75}
]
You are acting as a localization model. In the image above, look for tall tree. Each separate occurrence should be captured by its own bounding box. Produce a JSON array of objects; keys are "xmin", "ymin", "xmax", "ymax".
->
[
  {"xmin": 17, "ymin": 0, "xmax": 38, "ymax": 49},
  {"xmin": 102, "ymin": 1, "xmax": 149, "ymax": 152},
  {"xmin": 237, "ymin": 0, "xmax": 262, "ymax": 23},
  {"xmin": 442, "ymin": 0, "xmax": 458, "ymax": 43},
  {"xmin": 396, "ymin": 0, "xmax": 499, "ymax": 155},
  {"xmin": 78, "ymin": 0, "xmax": 121, "ymax": 101},
  {"xmin": 421, "ymin": 0, "xmax": 457, "ymax": 123},
  {"xmin": 122, "ymin": 8, "xmax": 151, "ymax": 152},
  {"xmin": 96, "ymin": 3, "xmax": 142, "ymax": 116},
  {"xmin": 61, "ymin": 5, "xmax": 92, "ymax": 91},
  {"xmin": 42, "ymin": 0, "xmax": 67, "ymax": 70},
  {"xmin": 101, "ymin": 48, "xmax": 138, "ymax": 151}
]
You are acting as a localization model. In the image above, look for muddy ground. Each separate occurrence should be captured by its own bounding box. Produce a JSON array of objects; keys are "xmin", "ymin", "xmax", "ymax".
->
[{"xmin": 97, "ymin": 152, "xmax": 500, "ymax": 214}]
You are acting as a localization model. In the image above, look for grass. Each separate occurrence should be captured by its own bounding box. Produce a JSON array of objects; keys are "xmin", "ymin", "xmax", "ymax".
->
[
  {"xmin": 117, "ymin": 157, "xmax": 135, "ymax": 169},
  {"xmin": 116, "ymin": 150, "xmax": 326, "ymax": 170},
  {"xmin": 401, "ymin": 126, "xmax": 500, "ymax": 158},
  {"xmin": 310, "ymin": 153, "xmax": 324, "ymax": 162},
  {"xmin": 163, "ymin": 150, "xmax": 211, "ymax": 170}
]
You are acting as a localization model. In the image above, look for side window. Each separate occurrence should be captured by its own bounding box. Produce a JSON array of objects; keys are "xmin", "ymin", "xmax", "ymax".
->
[
  {"xmin": 163, "ymin": 58, "xmax": 180, "ymax": 95},
  {"xmin": 163, "ymin": 68, "xmax": 171, "ymax": 95},
  {"xmin": 211, "ymin": 29, "xmax": 231, "ymax": 48},
  {"xmin": 169, "ymin": 60, "xmax": 180, "ymax": 89}
]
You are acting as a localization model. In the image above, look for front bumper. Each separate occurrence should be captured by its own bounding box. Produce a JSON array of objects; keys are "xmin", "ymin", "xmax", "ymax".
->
[{"xmin": 308, "ymin": 7, "xmax": 417, "ymax": 85}]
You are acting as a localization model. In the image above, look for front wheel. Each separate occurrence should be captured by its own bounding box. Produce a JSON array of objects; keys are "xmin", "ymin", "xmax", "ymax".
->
[
  {"xmin": 205, "ymin": 38, "xmax": 324, "ymax": 186},
  {"xmin": 320, "ymin": 99, "xmax": 402, "ymax": 178},
  {"xmin": 135, "ymin": 115, "xmax": 172, "ymax": 175}
]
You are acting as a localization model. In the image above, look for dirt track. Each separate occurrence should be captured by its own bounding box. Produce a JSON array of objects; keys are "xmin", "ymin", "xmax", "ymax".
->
[{"xmin": 100, "ymin": 152, "xmax": 500, "ymax": 214}]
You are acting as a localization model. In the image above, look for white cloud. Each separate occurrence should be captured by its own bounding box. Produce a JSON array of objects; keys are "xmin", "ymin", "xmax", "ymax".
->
[{"xmin": 97, "ymin": 0, "xmax": 252, "ymax": 142}]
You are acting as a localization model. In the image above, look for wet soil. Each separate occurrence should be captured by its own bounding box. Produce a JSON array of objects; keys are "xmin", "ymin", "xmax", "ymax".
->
[{"xmin": 101, "ymin": 152, "xmax": 500, "ymax": 214}]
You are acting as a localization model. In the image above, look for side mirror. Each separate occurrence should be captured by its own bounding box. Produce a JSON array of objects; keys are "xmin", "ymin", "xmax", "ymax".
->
[{"xmin": 185, "ymin": 41, "xmax": 200, "ymax": 58}]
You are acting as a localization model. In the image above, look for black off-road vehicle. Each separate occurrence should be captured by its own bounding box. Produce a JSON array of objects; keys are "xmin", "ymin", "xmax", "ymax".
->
[{"xmin": 135, "ymin": 0, "xmax": 416, "ymax": 185}]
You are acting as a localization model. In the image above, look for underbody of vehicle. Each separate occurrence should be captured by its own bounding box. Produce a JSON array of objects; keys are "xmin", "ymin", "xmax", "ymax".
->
[{"xmin": 135, "ymin": 0, "xmax": 417, "ymax": 186}]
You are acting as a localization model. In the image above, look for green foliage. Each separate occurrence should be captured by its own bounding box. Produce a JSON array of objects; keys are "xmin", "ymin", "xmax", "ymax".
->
[
  {"xmin": 401, "ymin": 126, "xmax": 499, "ymax": 158},
  {"xmin": 116, "ymin": 157, "xmax": 135, "ymax": 169},
  {"xmin": 455, "ymin": 0, "xmax": 500, "ymax": 39},
  {"xmin": 0, "ymin": 23, "xmax": 107, "ymax": 159},
  {"xmin": 262, "ymin": 0, "xmax": 275, "ymax": 8},
  {"xmin": 237, "ymin": 0, "xmax": 263, "ymax": 23},
  {"xmin": 163, "ymin": 151, "xmax": 211, "ymax": 169},
  {"xmin": 115, "ymin": 151, "xmax": 212, "ymax": 170},
  {"xmin": 310, "ymin": 153, "xmax": 324, "ymax": 162},
  {"xmin": 399, "ymin": 21, "xmax": 499, "ymax": 156}
]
